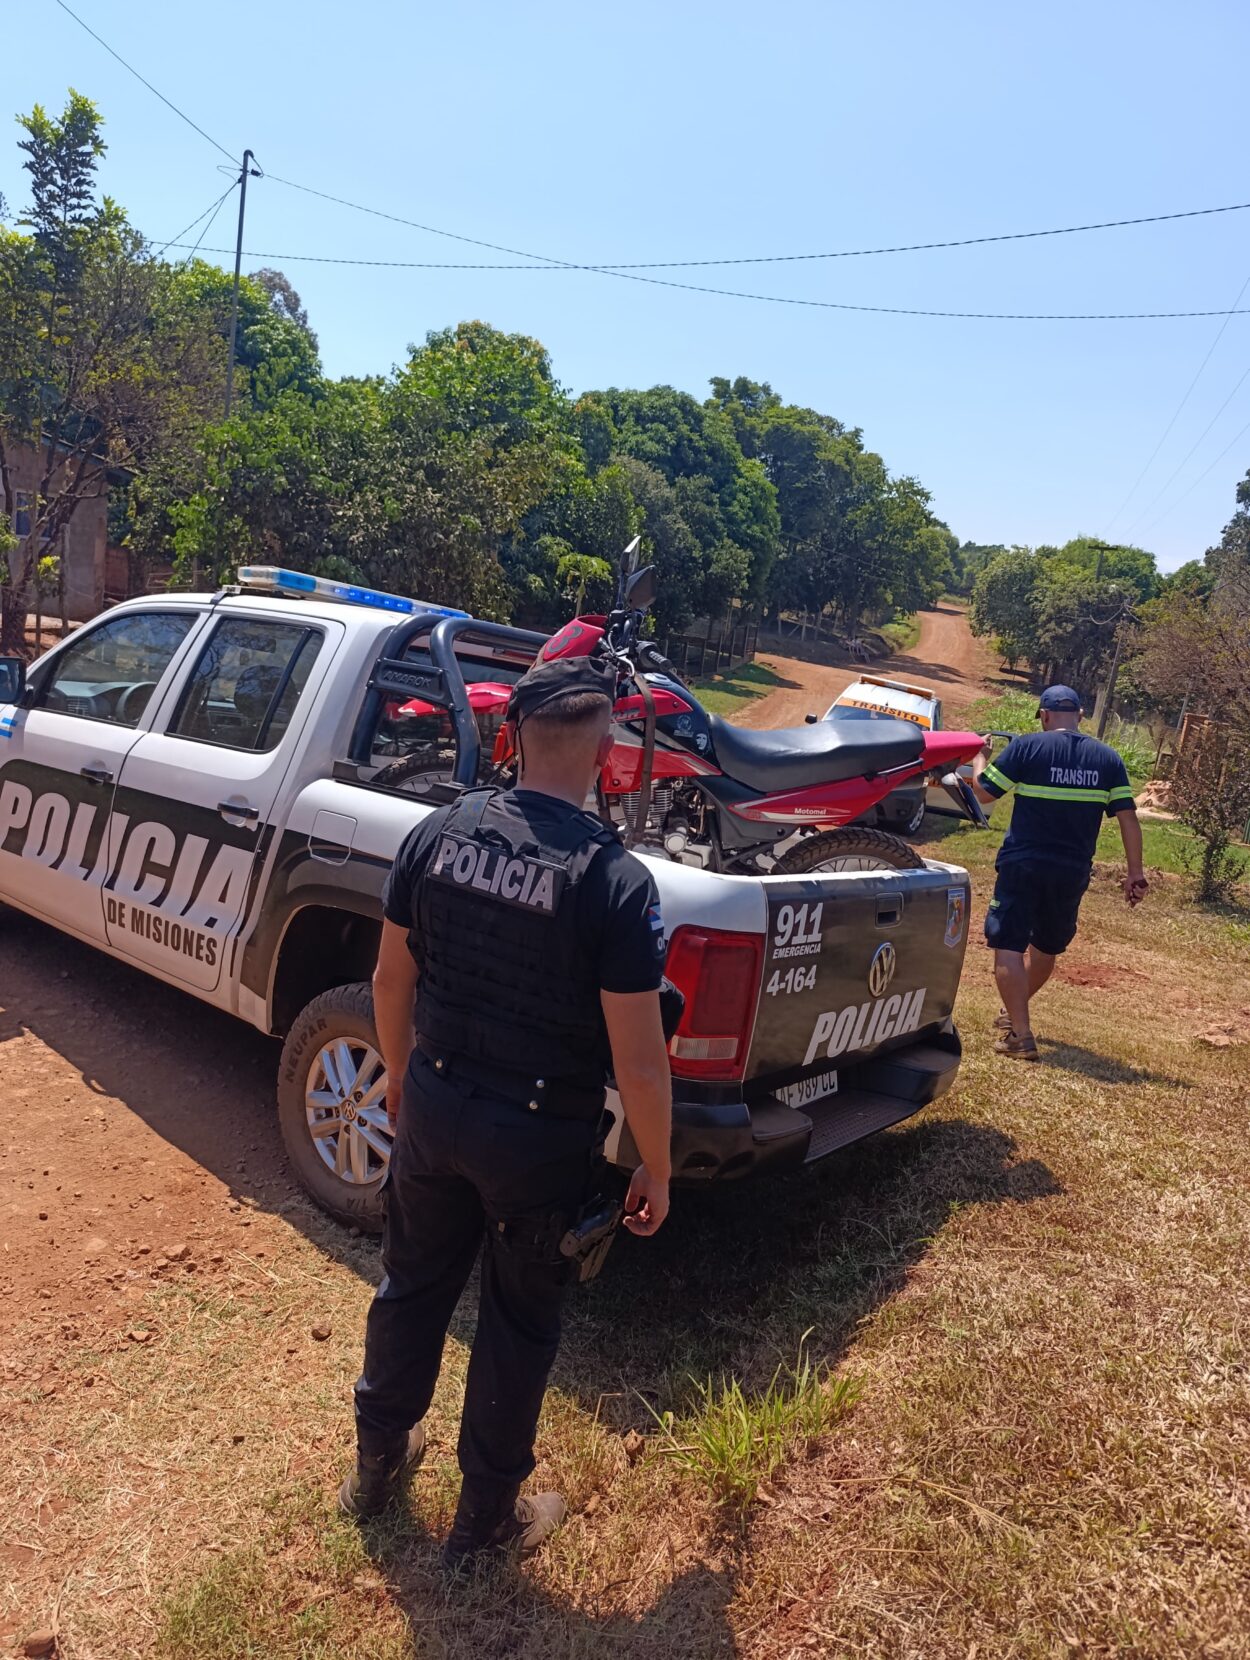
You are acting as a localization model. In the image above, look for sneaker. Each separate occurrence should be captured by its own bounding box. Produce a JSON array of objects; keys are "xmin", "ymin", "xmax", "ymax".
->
[
  {"xmin": 994, "ymin": 1030, "xmax": 1039, "ymax": 1062},
  {"xmin": 441, "ymin": 1485, "xmax": 567, "ymax": 1572},
  {"xmin": 338, "ymin": 1423, "xmax": 426, "ymax": 1519}
]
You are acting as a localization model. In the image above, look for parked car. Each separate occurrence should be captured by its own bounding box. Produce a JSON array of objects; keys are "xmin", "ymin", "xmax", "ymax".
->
[{"xmin": 824, "ymin": 675, "xmax": 947, "ymax": 835}]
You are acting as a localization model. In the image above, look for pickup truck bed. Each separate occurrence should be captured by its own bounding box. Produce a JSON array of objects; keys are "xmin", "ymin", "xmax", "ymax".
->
[{"xmin": 0, "ymin": 583, "xmax": 970, "ymax": 1229}]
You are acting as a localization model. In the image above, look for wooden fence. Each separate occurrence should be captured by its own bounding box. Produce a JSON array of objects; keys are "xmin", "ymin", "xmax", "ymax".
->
[{"xmin": 658, "ymin": 614, "xmax": 760, "ymax": 679}]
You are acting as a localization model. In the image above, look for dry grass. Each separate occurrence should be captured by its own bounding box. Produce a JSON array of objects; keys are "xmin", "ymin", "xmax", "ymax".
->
[{"xmin": 4, "ymin": 837, "xmax": 1250, "ymax": 1658}]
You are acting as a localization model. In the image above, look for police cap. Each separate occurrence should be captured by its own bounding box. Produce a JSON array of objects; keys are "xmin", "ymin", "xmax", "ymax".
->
[{"xmin": 508, "ymin": 655, "xmax": 617, "ymax": 725}]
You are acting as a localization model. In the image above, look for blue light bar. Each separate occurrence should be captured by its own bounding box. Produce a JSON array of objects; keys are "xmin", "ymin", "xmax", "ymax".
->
[{"xmin": 237, "ymin": 565, "xmax": 469, "ymax": 619}]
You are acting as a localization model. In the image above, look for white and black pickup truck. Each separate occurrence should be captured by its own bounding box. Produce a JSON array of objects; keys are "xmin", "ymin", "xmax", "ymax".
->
[{"xmin": 0, "ymin": 573, "xmax": 972, "ymax": 1229}]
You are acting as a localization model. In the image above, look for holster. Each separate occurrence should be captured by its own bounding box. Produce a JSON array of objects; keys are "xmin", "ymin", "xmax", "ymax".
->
[{"xmin": 558, "ymin": 1196, "xmax": 624, "ymax": 1283}]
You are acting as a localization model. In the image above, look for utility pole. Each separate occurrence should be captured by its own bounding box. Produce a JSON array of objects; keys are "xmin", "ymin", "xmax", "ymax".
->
[
  {"xmin": 1094, "ymin": 588, "xmax": 1134, "ymax": 740},
  {"xmin": 1088, "ymin": 540, "xmax": 1116, "ymax": 582},
  {"xmin": 224, "ymin": 150, "xmax": 262, "ymax": 417},
  {"xmin": 1088, "ymin": 542, "xmax": 1123, "ymax": 738}
]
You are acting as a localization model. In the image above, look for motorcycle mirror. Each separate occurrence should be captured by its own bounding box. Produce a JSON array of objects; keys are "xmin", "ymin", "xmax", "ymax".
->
[
  {"xmin": 615, "ymin": 534, "xmax": 642, "ymax": 607},
  {"xmin": 804, "ymin": 713, "xmax": 818, "ymax": 725},
  {"xmin": 624, "ymin": 563, "xmax": 657, "ymax": 612}
]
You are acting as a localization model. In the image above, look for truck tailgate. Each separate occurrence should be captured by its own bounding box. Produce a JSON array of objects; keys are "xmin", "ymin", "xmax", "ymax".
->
[{"xmin": 745, "ymin": 863, "xmax": 970, "ymax": 1087}]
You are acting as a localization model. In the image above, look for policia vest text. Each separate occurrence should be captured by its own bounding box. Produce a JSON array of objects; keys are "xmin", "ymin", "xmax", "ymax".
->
[{"xmin": 412, "ymin": 789, "xmax": 619, "ymax": 1098}]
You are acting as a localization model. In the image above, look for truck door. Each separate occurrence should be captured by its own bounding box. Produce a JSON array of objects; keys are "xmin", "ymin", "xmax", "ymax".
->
[
  {"xmin": 0, "ymin": 609, "xmax": 202, "ymax": 939},
  {"xmin": 105, "ymin": 612, "xmax": 342, "ymax": 996}
]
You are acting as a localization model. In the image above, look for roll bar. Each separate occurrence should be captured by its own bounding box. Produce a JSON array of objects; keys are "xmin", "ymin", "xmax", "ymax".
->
[{"xmin": 348, "ymin": 611, "xmax": 549, "ymax": 786}]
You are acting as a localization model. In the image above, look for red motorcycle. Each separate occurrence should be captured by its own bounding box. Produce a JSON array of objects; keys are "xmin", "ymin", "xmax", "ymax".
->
[
  {"xmin": 526, "ymin": 559, "xmax": 988, "ymax": 873},
  {"xmin": 375, "ymin": 555, "xmax": 989, "ymax": 872}
]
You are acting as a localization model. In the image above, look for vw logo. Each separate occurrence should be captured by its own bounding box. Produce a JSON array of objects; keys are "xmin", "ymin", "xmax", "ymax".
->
[{"xmin": 868, "ymin": 941, "xmax": 897, "ymax": 998}]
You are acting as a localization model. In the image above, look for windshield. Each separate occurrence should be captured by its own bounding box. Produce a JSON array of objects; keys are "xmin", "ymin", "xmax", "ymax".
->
[{"xmin": 827, "ymin": 704, "xmax": 907, "ymax": 722}]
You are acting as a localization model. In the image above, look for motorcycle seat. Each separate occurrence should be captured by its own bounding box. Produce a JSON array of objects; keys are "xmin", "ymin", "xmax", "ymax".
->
[{"xmin": 706, "ymin": 712, "xmax": 924, "ymax": 793}]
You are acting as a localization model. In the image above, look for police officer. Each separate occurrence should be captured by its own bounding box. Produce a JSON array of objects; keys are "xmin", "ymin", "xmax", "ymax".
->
[
  {"xmin": 339, "ymin": 655, "xmax": 674, "ymax": 1570},
  {"xmin": 972, "ymin": 684, "xmax": 1148, "ymax": 1061}
]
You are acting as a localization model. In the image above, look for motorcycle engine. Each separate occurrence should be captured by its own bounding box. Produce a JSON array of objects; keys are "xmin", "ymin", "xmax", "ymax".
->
[
  {"xmin": 613, "ymin": 783, "xmax": 709, "ymax": 864},
  {"xmin": 619, "ymin": 782, "xmax": 673, "ymax": 834}
]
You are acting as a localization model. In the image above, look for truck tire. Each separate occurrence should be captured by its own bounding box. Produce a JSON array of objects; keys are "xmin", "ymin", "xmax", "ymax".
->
[
  {"xmin": 775, "ymin": 827, "xmax": 925, "ymax": 874},
  {"xmin": 278, "ymin": 982, "xmax": 391, "ymax": 1233},
  {"xmin": 902, "ymin": 797, "xmax": 926, "ymax": 836}
]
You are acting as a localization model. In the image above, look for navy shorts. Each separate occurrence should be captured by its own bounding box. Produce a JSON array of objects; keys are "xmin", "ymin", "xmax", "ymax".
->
[{"xmin": 984, "ymin": 861, "xmax": 1090, "ymax": 956}]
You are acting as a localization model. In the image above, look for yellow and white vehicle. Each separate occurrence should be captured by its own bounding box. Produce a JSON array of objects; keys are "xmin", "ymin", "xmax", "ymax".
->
[{"xmin": 824, "ymin": 676, "xmax": 949, "ymax": 835}]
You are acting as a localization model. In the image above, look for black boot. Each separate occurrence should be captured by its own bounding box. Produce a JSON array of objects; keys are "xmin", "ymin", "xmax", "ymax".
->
[
  {"xmin": 441, "ymin": 1480, "xmax": 566, "ymax": 1571},
  {"xmin": 338, "ymin": 1423, "xmax": 426, "ymax": 1519}
]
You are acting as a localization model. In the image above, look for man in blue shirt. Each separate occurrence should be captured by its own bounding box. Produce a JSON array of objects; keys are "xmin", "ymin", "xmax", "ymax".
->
[{"xmin": 971, "ymin": 685, "xmax": 1148, "ymax": 1061}]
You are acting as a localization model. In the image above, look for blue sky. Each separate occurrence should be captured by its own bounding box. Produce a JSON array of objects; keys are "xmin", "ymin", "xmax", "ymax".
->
[{"xmin": 6, "ymin": 0, "xmax": 1250, "ymax": 574}]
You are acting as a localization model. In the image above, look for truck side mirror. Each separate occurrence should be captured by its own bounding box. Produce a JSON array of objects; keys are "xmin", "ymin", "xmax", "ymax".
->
[{"xmin": 0, "ymin": 656, "xmax": 25, "ymax": 704}]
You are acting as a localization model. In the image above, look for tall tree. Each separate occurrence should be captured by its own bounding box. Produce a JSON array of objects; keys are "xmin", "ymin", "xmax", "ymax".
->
[
  {"xmin": 250, "ymin": 266, "xmax": 317, "ymax": 350},
  {"xmin": 593, "ymin": 384, "xmax": 780, "ymax": 627},
  {"xmin": 0, "ymin": 95, "xmax": 220, "ymax": 649}
]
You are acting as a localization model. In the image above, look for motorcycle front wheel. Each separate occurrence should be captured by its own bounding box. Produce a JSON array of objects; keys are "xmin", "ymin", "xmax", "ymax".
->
[{"xmin": 773, "ymin": 826, "xmax": 926, "ymax": 874}]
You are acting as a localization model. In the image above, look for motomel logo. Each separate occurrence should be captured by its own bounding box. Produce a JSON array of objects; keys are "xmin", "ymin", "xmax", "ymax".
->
[{"xmin": 803, "ymin": 987, "xmax": 927, "ymax": 1065}]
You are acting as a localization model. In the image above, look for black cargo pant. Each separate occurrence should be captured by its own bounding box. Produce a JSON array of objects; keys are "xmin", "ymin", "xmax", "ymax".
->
[{"xmin": 353, "ymin": 1047, "xmax": 601, "ymax": 1496}]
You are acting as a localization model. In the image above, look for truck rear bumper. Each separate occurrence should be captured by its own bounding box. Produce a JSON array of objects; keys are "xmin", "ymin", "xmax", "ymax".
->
[{"xmin": 607, "ymin": 1029, "xmax": 962, "ymax": 1181}]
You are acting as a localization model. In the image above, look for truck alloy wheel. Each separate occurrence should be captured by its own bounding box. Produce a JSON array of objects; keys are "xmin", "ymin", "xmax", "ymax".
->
[
  {"xmin": 306, "ymin": 1037, "xmax": 390, "ymax": 1183},
  {"xmin": 277, "ymin": 982, "xmax": 390, "ymax": 1232}
]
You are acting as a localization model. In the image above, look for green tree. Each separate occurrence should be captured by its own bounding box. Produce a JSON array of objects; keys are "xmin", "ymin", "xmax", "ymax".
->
[
  {"xmin": 1048, "ymin": 536, "xmax": 1159, "ymax": 605},
  {"xmin": 593, "ymin": 384, "xmax": 780, "ymax": 627},
  {"xmin": 1158, "ymin": 558, "xmax": 1213, "ymax": 600},
  {"xmin": 0, "ymin": 94, "xmax": 220, "ymax": 649},
  {"xmin": 172, "ymin": 260, "xmax": 320, "ymax": 411},
  {"xmin": 952, "ymin": 541, "xmax": 1006, "ymax": 595},
  {"xmin": 970, "ymin": 549, "xmax": 1043, "ymax": 669},
  {"xmin": 172, "ymin": 324, "xmax": 583, "ymax": 618}
]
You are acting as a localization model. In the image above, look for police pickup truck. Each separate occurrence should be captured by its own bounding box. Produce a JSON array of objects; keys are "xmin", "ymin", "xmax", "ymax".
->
[{"xmin": 0, "ymin": 571, "xmax": 971, "ymax": 1230}]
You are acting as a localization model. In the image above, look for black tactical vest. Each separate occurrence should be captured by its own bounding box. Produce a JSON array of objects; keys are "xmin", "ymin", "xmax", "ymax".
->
[{"xmin": 412, "ymin": 788, "xmax": 620, "ymax": 1092}]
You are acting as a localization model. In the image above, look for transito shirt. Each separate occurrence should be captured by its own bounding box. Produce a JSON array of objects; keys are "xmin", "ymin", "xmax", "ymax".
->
[{"xmin": 980, "ymin": 729, "xmax": 1135, "ymax": 872}]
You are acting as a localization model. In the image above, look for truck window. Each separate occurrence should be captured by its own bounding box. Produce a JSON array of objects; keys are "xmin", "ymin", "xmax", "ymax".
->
[
  {"xmin": 38, "ymin": 611, "xmax": 197, "ymax": 727},
  {"xmin": 170, "ymin": 618, "xmax": 323, "ymax": 752}
]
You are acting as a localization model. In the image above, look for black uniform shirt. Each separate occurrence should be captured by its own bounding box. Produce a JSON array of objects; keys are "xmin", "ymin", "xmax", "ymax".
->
[{"xmin": 382, "ymin": 789, "xmax": 667, "ymax": 994}]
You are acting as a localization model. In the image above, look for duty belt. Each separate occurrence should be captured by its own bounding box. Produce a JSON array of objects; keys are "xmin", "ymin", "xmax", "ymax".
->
[{"xmin": 414, "ymin": 1038, "xmax": 605, "ymax": 1122}]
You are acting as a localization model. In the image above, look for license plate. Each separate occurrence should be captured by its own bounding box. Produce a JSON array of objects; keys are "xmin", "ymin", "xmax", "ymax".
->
[{"xmin": 776, "ymin": 1068, "xmax": 839, "ymax": 1109}]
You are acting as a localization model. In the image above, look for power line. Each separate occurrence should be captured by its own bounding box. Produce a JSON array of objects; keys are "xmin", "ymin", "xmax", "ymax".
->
[
  {"xmin": 265, "ymin": 173, "xmax": 1250, "ymax": 271},
  {"xmin": 51, "ymin": 0, "xmax": 236, "ymax": 163},
  {"xmin": 1102, "ymin": 266, "xmax": 1250, "ymax": 535},
  {"xmin": 1137, "ymin": 407, "xmax": 1250, "ymax": 534},
  {"xmin": 48, "ymin": 0, "xmax": 1250, "ymax": 333},
  {"xmin": 151, "ymin": 182, "xmax": 237, "ymax": 260},
  {"xmin": 1125, "ymin": 360, "xmax": 1250, "ymax": 536},
  {"xmin": 151, "ymin": 242, "xmax": 1250, "ymax": 321},
  {"xmin": 178, "ymin": 184, "xmax": 237, "ymax": 268}
]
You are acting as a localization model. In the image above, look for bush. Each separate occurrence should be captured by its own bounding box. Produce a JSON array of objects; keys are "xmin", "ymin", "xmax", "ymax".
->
[
  {"xmin": 647, "ymin": 1333, "xmax": 860, "ymax": 1514},
  {"xmin": 962, "ymin": 695, "xmax": 1155, "ymax": 780},
  {"xmin": 1171, "ymin": 744, "xmax": 1250, "ymax": 904},
  {"xmin": 1100, "ymin": 714, "xmax": 1155, "ymax": 780},
  {"xmin": 963, "ymin": 689, "xmax": 1039, "ymax": 737}
]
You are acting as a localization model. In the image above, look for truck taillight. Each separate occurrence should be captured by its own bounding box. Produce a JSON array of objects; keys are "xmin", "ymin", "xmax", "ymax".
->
[{"xmin": 664, "ymin": 926, "xmax": 764, "ymax": 1081}]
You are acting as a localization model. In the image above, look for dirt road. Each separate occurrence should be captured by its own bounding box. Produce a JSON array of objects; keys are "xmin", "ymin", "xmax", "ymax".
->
[{"xmin": 735, "ymin": 602, "xmax": 1000, "ymax": 730}]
